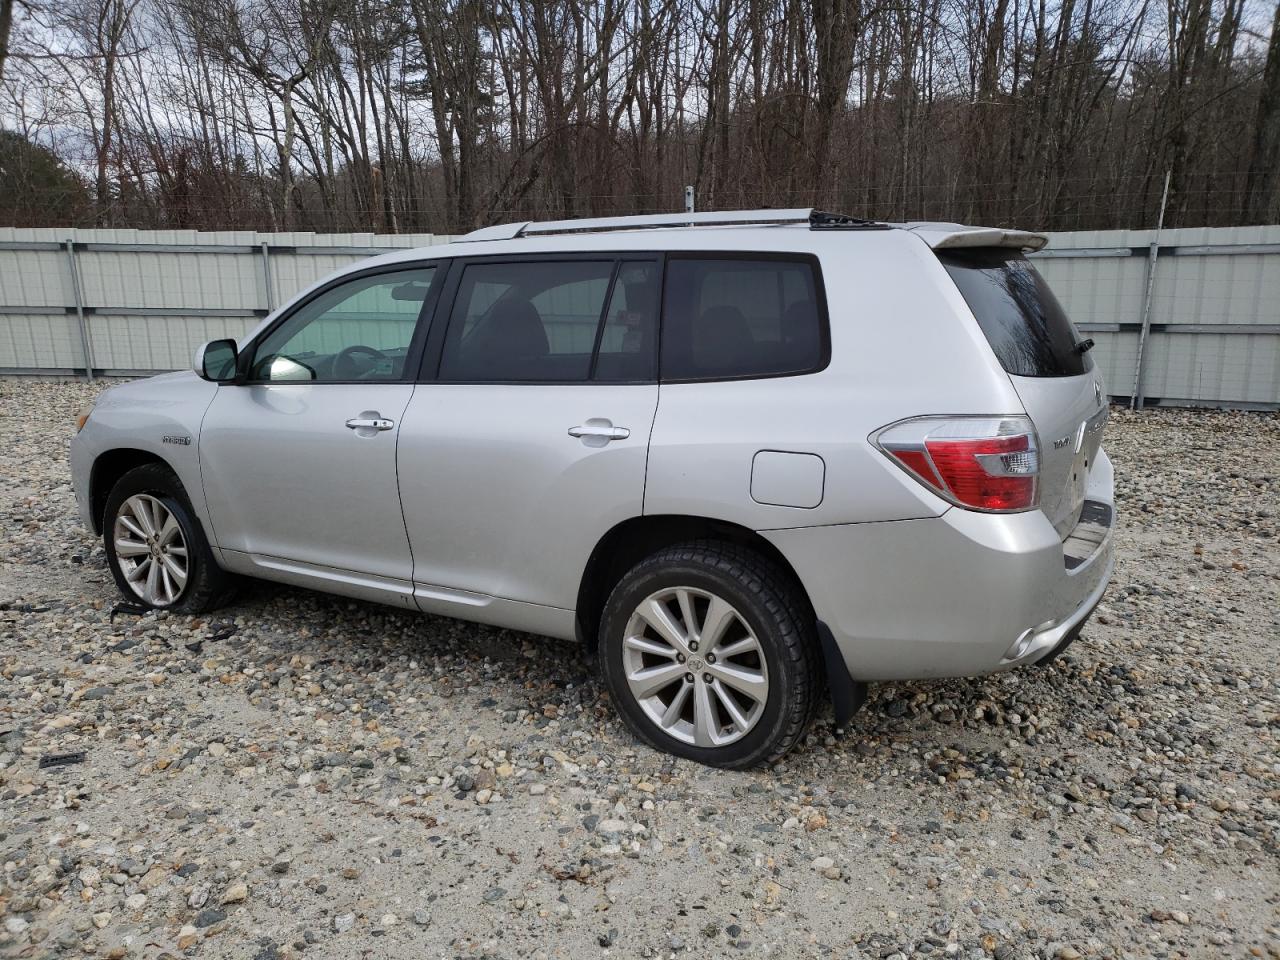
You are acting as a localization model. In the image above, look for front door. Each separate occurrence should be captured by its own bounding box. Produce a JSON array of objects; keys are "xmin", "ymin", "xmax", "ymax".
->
[
  {"xmin": 199, "ymin": 265, "xmax": 442, "ymax": 600},
  {"xmin": 397, "ymin": 257, "xmax": 661, "ymax": 611}
]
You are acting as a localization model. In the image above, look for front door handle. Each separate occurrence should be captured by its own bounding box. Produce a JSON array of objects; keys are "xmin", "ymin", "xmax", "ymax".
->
[
  {"xmin": 568, "ymin": 419, "xmax": 630, "ymax": 445},
  {"xmin": 346, "ymin": 417, "xmax": 395, "ymax": 431}
]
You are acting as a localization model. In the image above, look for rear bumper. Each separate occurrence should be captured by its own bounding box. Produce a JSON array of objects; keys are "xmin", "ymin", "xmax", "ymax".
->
[
  {"xmin": 764, "ymin": 450, "xmax": 1115, "ymax": 681},
  {"xmin": 997, "ymin": 544, "xmax": 1112, "ymax": 668}
]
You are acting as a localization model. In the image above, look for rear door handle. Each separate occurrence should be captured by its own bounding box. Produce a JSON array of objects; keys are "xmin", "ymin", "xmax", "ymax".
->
[
  {"xmin": 568, "ymin": 420, "xmax": 630, "ymax": 442},
  {"xmin": 346, "ymin": 417, "xmax": 395, "ymax": 431}
]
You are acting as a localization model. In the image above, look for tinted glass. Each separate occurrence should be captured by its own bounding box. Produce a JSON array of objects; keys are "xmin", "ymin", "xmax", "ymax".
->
[
  {"xmin": 200, "ymin": 339, "xmax": 237, "ymax": 381},
  {"xmin": 938, "ymin": 248, "xmax": 1093, "ymax": 378},
  {"xmin": 251, "ymin": 268, "xmax": 435, "ymax": 382},
  {"xmin": 593, "ymin": 261, "xmax": 659, "ymax": 382},
  {"xmin": 661, "ymin": 257, "xmax": 824, "ymax": 380},
  {"xmin": 440, "ymin": 261, "xmax": 613, "ymax": 381}
]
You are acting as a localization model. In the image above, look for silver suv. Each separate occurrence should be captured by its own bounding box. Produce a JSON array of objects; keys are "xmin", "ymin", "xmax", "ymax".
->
[{"xmin": 70, "ymin": 209, "xmax": 1115, "ymax": 768}]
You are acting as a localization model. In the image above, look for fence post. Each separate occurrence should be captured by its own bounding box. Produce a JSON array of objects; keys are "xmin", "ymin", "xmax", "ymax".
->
[
  {"xmin": 1130, "ymin": 170, "xmax": 1171, "ymax": 410},
  {"xmin": 64, "ymin": 238, "xmax": 94, "ymax": 382},
  {"xmin": 684, "ymin": 185, "xmax": 695, "ymax": 214},
  {"xmin": 260, "ymin": 241, "xmax": 274, "ymax": 312}
]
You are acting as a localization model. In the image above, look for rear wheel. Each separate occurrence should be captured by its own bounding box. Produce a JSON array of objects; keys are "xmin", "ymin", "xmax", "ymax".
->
[
  {"xmin": 598, "ymin": 541, "xmax": 819, "ymax": 768},
  {"xmin": 103, "ymin": 463, "xmax": 234, "ymax": 614}
]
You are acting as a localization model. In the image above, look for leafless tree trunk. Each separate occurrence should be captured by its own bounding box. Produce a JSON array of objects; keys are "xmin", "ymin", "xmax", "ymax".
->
[
  {"xmin": 0, "ymin": 0, "xmax": 15, "ymax": 87},
  {"xmin": 1244, "ymin": 1, "xmax": 1280, "ymax": 223},
  {"xmin": 809, "ymin": 0, "xmax": 860, "ymax": 205}
]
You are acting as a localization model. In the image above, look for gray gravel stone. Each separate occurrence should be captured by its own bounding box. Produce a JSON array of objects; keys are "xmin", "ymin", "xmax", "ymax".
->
[
  {"xmin": 194, "ymin": 908, "xmax": 226, "ymax": 928},
  {"xmin": 0, "ymin": 380, "xmax": 1276, "ymax": 958},
  {"xmin": 332, "ymin": 912, "xmax": 355, "ymax": 933}
]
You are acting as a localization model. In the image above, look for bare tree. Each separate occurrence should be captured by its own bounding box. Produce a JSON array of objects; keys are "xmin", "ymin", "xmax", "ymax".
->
[{"xmin": 0, "ymin": 0, "xmax": 1274, "ymax": 231}]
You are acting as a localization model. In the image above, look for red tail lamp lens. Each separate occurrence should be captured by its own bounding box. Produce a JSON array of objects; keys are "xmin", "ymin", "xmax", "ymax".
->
[
  {"xmin": 875, "ymin": 417, "xmax": 1040, "ymax": 512},
  {"xmin": 923, "ymin": 434, "xmax": 1036, "ymax": 510}
]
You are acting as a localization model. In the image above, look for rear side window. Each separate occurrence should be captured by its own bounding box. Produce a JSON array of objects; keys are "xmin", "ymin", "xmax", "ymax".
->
[
  {"xmin": 938, "ymin": 248, "xmax": 1093, "ymax": 378},
  {"xmin": 661, "ymin": 256, "xmax": 826, "ymax": 381},
  {"xmin": 438, "ymin": 259, "xmax": 659, "ymax": 383},
  {"xmin": 440, "ymin": 261, "xmax": 610, "ymax": 381}
]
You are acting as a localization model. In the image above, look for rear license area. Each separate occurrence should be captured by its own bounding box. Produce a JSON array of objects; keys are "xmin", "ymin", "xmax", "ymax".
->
[{"xmin": 1063, "ymin": 499, "xmax": 1113, "ymax": 569}]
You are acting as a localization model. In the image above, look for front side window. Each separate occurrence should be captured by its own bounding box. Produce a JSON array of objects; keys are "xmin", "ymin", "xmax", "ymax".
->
[
  {"xmin": 661, "ymin": 257, "xmax": 825, "ymax": 380},
  {"xmin": 439, "ymin": 259, "xmax": 659, "ymax": 382},
  {"xmin": 251, "ymin": 267, "xmax": 436, "ymax": 382}
]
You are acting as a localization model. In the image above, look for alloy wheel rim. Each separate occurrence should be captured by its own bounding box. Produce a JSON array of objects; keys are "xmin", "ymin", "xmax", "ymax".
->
[
  {"xmin": 113, "ymin": 494, "xmax": 189, "ymax": 606},
  {"xmin": 622, "ymin": 587, "xmax": 769, "ymax": 748}
]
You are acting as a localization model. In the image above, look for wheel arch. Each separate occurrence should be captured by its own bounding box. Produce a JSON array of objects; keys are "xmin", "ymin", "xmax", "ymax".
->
[
  {"xmin": 89, "ymin": 448, "xmax": 175, "ymax": 535},
  {"xmin": 575, "ymin": 514, "xmax": 815, "ymax": 649}
]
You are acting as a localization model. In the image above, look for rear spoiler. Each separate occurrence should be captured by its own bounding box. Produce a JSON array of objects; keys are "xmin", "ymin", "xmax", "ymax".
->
[{"xmin": 896, "ymin": 223, "xmax": 1049, "ymax": 252}]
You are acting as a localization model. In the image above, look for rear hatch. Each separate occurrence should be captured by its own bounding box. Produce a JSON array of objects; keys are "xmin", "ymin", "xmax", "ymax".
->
[{"xmin": 937, "ymin": 246, "xmax": 1108, "ymax": 538}]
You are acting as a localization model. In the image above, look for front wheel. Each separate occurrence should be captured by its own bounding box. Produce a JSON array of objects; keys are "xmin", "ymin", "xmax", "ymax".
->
[
  {"xmin": 103, "ymin": 463, "xmax": 234, "ymax": 614},
  {"xmin": 598, "ymin": 541, "xmax": 820, "ymax": 769}
]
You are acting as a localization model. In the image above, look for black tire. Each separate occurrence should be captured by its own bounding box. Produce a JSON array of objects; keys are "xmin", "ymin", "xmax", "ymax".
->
[
  {"xmin": 598, "ymin": 540, "xmax": 820, "ymax": 769},
  {"xmin": 102, "ymin": 463, "xmax": 235, "ymax": 614}
]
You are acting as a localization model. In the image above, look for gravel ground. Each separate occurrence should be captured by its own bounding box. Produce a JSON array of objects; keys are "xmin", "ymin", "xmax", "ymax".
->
[{"xmin": 1, "ymin": 376, "xmax": 1277, "ymax": 960}]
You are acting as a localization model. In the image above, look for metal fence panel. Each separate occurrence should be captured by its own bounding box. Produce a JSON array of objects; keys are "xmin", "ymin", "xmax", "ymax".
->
[
  {"xmin": 267, "ymin": 252, "xmax": 374, "ymax": 302},
  {"xmin": 1084, "ymin": 331, "xmax": 1139, "ymax": 389},
  {"xmin": 86, "ymin": 314, "xmax": 256, "ymax": 371},
  {"xmin": 0, "ymin": 225, "xmax": 1276, "ymax": 407},
  {"xmin": 1032, "ymin": 248, "xmax": 1148, "ymax": 323},
  {"xmin": 0, "ymin": 312, "xmax": 82, "ymax": 368},
  {"xmin": 1138, "ymin": 330, "xmax": 1280, "ymax": 405},
  {"xmin": 0, "ymin": 228, "xmax": 458, "ymax": 377},
  {"xmin": 82, "ymin": 249, "xmax": 261, "ymax": 311},
  {"xmin": 1034, "ymin": 225, "xmax": 1279, "ymax": 407},
  {"xmin": 0, "ymin": 248, "xmax": 74, "ymax": 308}
]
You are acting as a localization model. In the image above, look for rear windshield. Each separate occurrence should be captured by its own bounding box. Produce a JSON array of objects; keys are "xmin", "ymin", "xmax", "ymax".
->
[{"xmin": 938, "ymin": 248, "xmax": 1093, "ymax": 378}]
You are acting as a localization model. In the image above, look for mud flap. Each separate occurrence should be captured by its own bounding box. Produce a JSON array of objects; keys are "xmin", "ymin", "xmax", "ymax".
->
[{"xmin": 817, "ymin": 621, "xmax": 867, "ymax": 731}]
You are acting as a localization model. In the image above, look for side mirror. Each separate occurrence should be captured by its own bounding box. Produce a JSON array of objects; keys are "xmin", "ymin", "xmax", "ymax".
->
[{"xmin": 195, "ymin": 339, "xmax": 239, "ymax": 382}]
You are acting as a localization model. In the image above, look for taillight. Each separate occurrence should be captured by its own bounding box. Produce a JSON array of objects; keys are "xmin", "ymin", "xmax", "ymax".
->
[{"xmin": 873, "ymin": 416, "xmax": 1040, "ymax": 511}]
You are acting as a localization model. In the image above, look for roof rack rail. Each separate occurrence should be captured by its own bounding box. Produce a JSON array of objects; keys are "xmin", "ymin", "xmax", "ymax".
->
[
  {"xmin": 809, "ymin": 210, "xmax": 890, "ymax": 230},
  {"xmin": 516, "ymin": 209, "xmax": 813, "ymax": 239},
  {"xmin": 456, "ymin": 208, "xmax": 890, "ymax": 242}
]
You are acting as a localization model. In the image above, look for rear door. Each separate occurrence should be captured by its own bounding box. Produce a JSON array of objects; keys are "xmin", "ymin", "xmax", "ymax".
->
[
  {"xmin": 937, "ymin": 248, "xmax": 1107, "ymax": 537},
  {"xmin": 397, "ymin": 256, "xmax": 661, "ymax": 610}
]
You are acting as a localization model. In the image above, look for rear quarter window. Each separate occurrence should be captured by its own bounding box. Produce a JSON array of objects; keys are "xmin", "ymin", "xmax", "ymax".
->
[
  {"xmin": 661, "ymin": 256, "xmax": 827, "ymax": 381},
  {"xmin": 938, "ymin": 248, "xmax": 1093, "ymax": 378}
]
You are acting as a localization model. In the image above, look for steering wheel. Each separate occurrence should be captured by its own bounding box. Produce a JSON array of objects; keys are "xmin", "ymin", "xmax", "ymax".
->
[{"xmin": 333, "ymin": 344, "xmax": 389, "ymax": 380}]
